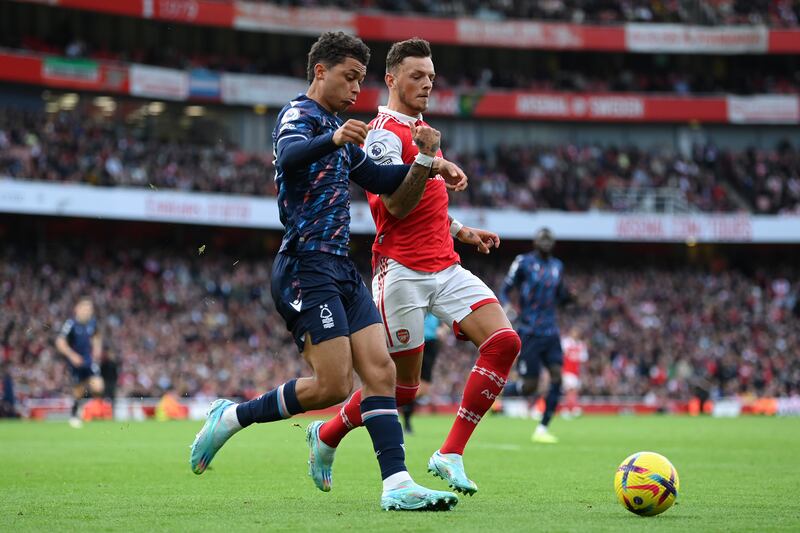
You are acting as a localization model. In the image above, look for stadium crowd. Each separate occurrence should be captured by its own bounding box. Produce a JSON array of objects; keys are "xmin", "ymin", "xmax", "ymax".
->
[
  {"xmin": 3, "ymin": 106, "xmax": 799, "ymax": 214},
  {"xmin": 2, "ymin": 245, "xmax": 798, "ymax": 408}
]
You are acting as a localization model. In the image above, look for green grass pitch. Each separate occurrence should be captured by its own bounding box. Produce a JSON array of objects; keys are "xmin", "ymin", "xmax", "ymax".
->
[{"xmin": 2, "ymin": 414, "xmax": 799, "ymax": 532}]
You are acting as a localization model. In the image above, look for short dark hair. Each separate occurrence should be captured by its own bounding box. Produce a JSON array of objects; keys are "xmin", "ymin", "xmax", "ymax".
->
[
  {"xmin": 386, "ymin": 37, "xmax": 432, "ymax": 73},
  {"xmin": 306, "ymin": 31, "xmax": 370, "ymax": 82}
]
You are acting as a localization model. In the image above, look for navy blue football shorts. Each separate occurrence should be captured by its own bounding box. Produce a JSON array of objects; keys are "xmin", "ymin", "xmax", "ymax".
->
[
  {"xmin": 271, "ymin": 251, "xmax": 382, "ymax": 352},
  {"xmin": 71, "ymin": 363, "xmax": 99, "ymax": 384},
  {"xmin": 516, "ymin": 333, "xmax": 563, "ymax": 379}
]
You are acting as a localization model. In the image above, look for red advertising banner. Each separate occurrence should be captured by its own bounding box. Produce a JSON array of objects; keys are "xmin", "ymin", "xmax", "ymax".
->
[
  {"xmin": 351, "ymin": 89, "xmax": 740, "ymax": 124},
  {"xmin": 10, "ymin": 0, "xmax": 800, "ymax": 54},
  {"xmin": 0, "ymin": 51, "xmax": 797, "ymax": 125},
  {"xmin": 44, "ymin": 0, "xmax": 141, "ymax": 17},
  {"xmin": 146, "ymin": 0, "xmax": 234, "ymax": 27},
  {"xmin": 768, "ymin": 29, "xmax": 800, "ymax": 53},
  {"xmin": 0, "ymin": 52, "xmax": 42, "ymax": 85}
]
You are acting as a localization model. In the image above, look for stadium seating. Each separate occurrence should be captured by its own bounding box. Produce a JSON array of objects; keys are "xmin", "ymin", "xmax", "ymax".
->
[
  {"xmin": 2, "ymin": 245, "xmax": 797, "ymax": 404},
  {"xmin": 2, "ymin": 107, "xmax": 799, "ymax": 213}
]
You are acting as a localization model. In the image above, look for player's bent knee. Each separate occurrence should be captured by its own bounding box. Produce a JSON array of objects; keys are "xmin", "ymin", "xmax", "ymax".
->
[
  {"xmin": 318, "ymin": 381, "xmax": 352, "ymax": 405},
  {"xmin": 370, "ymin": 354, "xmax": 397, "ymax": 385},
  {"xmin": 549, "ymin": 366, "xmax": 563, "ymax": 385},
  {"xmin": 314, "ymin": 372, "xmax": 354, "ymax": 405},
  {"xmin": 481, "ymin": 328, "xmax": 521, "ymax": 367}
]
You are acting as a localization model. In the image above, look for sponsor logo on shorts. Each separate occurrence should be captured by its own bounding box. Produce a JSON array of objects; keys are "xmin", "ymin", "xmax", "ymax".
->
[
  {"xmin": 320, "ymin": 304, "xmax": 335, "ymax": 329},
  {"xmin": 396, "ymin": 328, "xmax": 410, "ymax": 344}
]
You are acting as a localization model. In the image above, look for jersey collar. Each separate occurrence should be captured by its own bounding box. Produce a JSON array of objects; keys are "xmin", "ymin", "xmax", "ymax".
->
[{"xmin": 378, "ymin": 105, "xmax": 423, "ymax": 124}]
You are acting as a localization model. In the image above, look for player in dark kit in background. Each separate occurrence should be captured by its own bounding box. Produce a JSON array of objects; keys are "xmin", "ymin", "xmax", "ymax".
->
[
  {"xmin": 500, "ymin": 228, "xmax": 574, "ymax": 444},
  {"xmin": 56, "ymin": 297, "xmax": 104, "ymax": 428},
  {"xmin": 190, "ymin": 32, "xmax": 468, "ymax": 511}
]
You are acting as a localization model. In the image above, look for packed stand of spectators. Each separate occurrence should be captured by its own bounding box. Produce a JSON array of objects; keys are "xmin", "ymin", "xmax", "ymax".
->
[
  {"xmin": 4, "ymin": 106, "xmax": 800, "ymax": 213},
  {"xmin": 225, "ymin": 0, "xmax": 800, "ymax": 27},
  {"xmin": 447, "ymin": 141, "xmax": 798, "ymax": 214},
  {"xmin": 719, "ymin": 140, "xmax": 800, "ymax": 215},
  {"xmin": 0, "ymin": 107, "xmax": 274, "ymax": 196},
  {"xmin": 2, "ymin": 245, "xmax": 799, "ymax": 406},
  {"xmin": 6, "ymin": 32, "xmax": 799, "ymax": 96}
]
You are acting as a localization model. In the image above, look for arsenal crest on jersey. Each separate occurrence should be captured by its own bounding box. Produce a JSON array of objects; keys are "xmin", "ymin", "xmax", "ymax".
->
[{"xmin": 395, "ymin": 328, "xmax": 410, "ymax": 344}]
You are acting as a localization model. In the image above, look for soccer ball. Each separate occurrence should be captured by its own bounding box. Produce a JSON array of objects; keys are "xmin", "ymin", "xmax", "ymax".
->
[{"xmin": 614, "ymin": 451, "xmax": 679, "ymax": 516}]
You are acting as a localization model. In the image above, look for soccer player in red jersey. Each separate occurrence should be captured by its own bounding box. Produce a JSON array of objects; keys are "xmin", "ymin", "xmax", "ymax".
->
[
  {"xmin": 306, "ymin": 38, "xmax": 521, "ymax": 496},
  {"xmin": 561, "ymin": 327, "xmax": 589, "ymax": 418}
]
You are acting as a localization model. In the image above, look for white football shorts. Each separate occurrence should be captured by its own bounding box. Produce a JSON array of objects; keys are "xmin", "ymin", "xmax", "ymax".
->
[
  {"xmin": 372, "ymin": 257, "xmax": 498, "ymax": 356},
  {"xmin": 563, "ymin": 372, "xmax": 581, "ymax": 391}
]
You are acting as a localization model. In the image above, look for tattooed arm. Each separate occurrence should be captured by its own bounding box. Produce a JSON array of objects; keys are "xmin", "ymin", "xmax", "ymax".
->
[{"xmin": 373, "ymin": 122, "xmax": 442, "ymax": 219}]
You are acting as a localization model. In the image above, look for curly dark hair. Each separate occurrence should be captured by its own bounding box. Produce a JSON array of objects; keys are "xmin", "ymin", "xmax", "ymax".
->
[
  {"xmin": 306, "ymin": 32, "xmax": 370, "ymax": 82},
  {"xmin": 385, "ymin": 37, "xmax": 432, "ymax": 73}
]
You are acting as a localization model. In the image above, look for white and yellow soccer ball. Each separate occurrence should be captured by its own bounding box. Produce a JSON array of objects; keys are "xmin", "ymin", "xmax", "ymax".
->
[{"xmin": 614, "ymin": 451, "xmax": 679, "ymax": 517}]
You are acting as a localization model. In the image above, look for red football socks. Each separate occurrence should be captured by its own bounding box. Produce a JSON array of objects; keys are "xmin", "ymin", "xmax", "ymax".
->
[
  {"xmin": 440, "ymin": 328, "xmax": 521, "ymax": 455},
  {"xmin": 319, "ymin": 383, "xmax": 419, "ymax": 448}
]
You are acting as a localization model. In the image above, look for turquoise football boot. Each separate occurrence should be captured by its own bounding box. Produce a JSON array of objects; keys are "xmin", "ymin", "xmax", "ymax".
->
[
  {"xmin": 306, "ymin": 420, "xmax": 334, "ymax": 492},
  {"xmin": 427, "ymin": 450, "xmax": 478, "ymax": 496},
  {"xmin": 381, "ymin": 480, "xmax": 459, "ymax": 511},
  {"xmin": 190, "ymin": 399, "xmax": 236, "ymax": 474}
]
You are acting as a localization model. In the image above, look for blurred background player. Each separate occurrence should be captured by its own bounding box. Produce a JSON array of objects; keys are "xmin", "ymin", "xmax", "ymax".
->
[
  {"xmin": 501, "ymin": 228, "xmax": 573, "ymax": 444},
  {"xmin": 189, "ymin": 31, "xmax": 460, "ymax": 511},
  {"xmin": 311, "ymin": 37, "xmax": 520, "ymax": 497},
  {"xmin": 55, "ymin": 297, "xmax": 104, "ymax": 428},
  {"xmin": 1, "ymin": 360, "xmax": 19, "ymax": 419},
  {"xmin": 100, "ymin": 351, "xmax": 119, "ymax": 413},
  {"xmin": 401, "ymin": 313, "xmax": 445, "ymax": 434},
  {"xmin": 560, "ymin": 326, "xmax": 589, "ymax": 419}
]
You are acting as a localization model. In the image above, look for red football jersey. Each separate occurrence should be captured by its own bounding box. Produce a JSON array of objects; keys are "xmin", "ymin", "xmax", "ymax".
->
[
  {"xmin": 364, "ymin": 106, "xmax": 459, "ymax": 273},
  {"xmin": 562, "ymin": 336, "xmax": 589, "ymax": 376}
]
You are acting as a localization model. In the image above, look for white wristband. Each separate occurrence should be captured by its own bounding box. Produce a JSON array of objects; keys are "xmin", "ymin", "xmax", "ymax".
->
[
  {"xmin": 414, "ymin": 152, "xmax": 435, "ymax": 168},
  {"xmin": 449, "ymin": 219, "xmax": 464, "ymax": 238}
]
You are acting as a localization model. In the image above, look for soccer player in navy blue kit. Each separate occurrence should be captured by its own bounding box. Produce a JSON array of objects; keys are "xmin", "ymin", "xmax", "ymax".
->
[
  {"xmin": 56, "ymin": 297, "xmax": 104, "ymax": 428},
  {"xmin": 190, "ymin": 32, "xmax": 466, "ymax": 511},
  {"xmin": 500, "ymin": 228, "xmax": 573, "ymax": 444}
]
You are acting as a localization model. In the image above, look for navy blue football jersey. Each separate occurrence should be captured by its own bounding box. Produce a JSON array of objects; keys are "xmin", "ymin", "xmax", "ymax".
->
[
  {"xmin": 59, "ymin": 317, "xmax": 97, "ymax": 367},
  {"xmin": 500, "ymin": 252, "xmax": 567, "ymax": 337}
]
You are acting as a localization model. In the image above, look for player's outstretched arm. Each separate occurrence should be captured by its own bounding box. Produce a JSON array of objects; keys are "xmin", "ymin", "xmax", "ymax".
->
[
  {"xmin": 352, "ymin": 123, "xmax": 442, "ymax": 212},
  {"xmin": 276, "ymin": 118, "xmax": 373, "ymax": 171},
  {"xmin": 375, "ymin": 122, "xmax": 442, "ymax": 219},
  {"xmin": 431, "ymin": 159, "xmax": 468, "ymax": 191},
  {"xmin": 450, "ymin": 217, "xmax": 500, "ymax": 254}
]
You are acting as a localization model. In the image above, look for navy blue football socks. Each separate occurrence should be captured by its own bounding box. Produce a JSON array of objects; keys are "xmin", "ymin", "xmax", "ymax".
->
[
  {"xmin": 541, "ymin": 381, "xmax": 561, "ymax": 427},
  {"xmin": 360, "ymin": 395, "xmax": 406, "ymax": 479},
  {"xmin": 235, "ymin": 379, "xmax": 304, "ymax": 427},
  {"xmin": 502, "ymin": 380, "xmax": 523, "ymax": 397}
]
